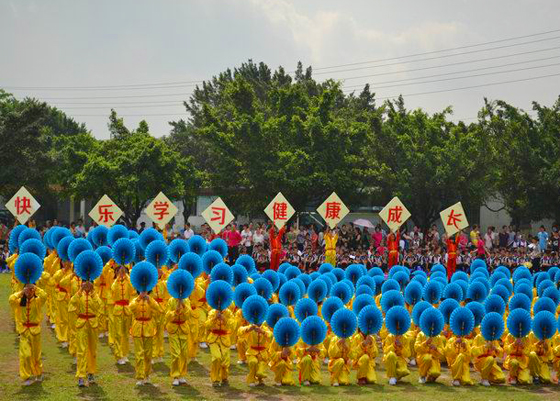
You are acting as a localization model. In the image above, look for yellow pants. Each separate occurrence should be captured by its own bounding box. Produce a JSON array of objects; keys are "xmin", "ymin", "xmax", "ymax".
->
[
  {"xmin": 247, "ymin": 354, "xmax": 268, "ymax": 384},
  {"xmin": 152, "ymin": 315, "xmax": 165, "ymax": 359},
  {"xmin": 169, "ymin": 334, "xmax": 190, "ymax": 379},
  {"xmin": 18, "ymin": 331, "xmax": 42, "ymax": 380},
  {"xmin": 325, "ymin": 251, "xmax": 336, "ymax": 266},
  {"xmin": 299, "ymin": 355, "xmax": 322, "ymax": 384},
  {"xmin": 189, "ymin": 320, "xmax": 199, "ymax": 359},
  {"xmin": 271, "ymin": 359, "xmax": 295, "ymax": 385},
  {"xmin": 356, "ymin": 354, "xmax": 377, "ymax": 383},
  {"xmin": 237, "ymin": 338, "xmax": 248, "ymax": 362},
  {"xmin": 209, "ymin": 343, "xmax": 230, "ymax": 383},
  {"xmin": 133, "ymin": 337, "xmax": 154, "ymax": 380},
  {"xmin": 450, "ymin": 353, "xmax": 473, "ymax": 385},
  {"xmin": 76, "ymin": 325, "xmax": 97, "ymax": 378},
  {"xmin": 475, "ymin": 356, "xmax": 505, "ymax": 383},
  {"xmin": 384, "ymin": 351, "xmax": 410, "ymax": 380},
  {"xmin": 528, "ymin": 352, "xmax": 551, "ymax": 383},
  {"xmin": 112, "ymin": 314, "xmax": 131, "ymax": 360},
  {"xmin": 508, "ymin": 358, "xmax": 532, "ymax": 384},
  {"xmin": 69, "ymin": 317, "xmax": 77, "ymax": 357},
  {"xmin": 418, "ymin": 354, "xmax": 441, "ymax": 381},
  {"xmin": 47, "ymin": 293, "xmax": 56, "ymax": 324},
  {"xmin": 329, "ymin": 358, "xmax": 351, "ymax": 385},
  {"xmin": 55, "ymin": 300, "xmax": 69, "ymax": 343},
  {"xmin": 98, "ymin": 303, "xmax": 108, "ymax": 334}
]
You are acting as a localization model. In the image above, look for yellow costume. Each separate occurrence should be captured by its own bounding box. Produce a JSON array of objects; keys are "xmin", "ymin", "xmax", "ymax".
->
[
  {"xmin": 352, "ymin": 332, "xmax": 378, "ymax": 384},
  {"xmin": 205, "ymin": 309, "xmax": 234, "ymax": 384},
  {"xmin": 94, "ymin": 261, "xmax": 115, "ymax": 338},
  {"xmin": 9, "ymin": 287, "xmax": 47, "ymax": 381},
  {"xmin": 328, "ymin": 338, "xmax": 352, "ymax": 385},
  {"xmin": 471, "ymin": 335, "xmax": 505, "ymax": 384},
  {"xmin": 68, "ymin": 289, "xmax": 102, "ymax": 380},
  {"xmin": 298, "ymin": 344, "xmax": 324, "ymax": 385},
  {"xmin": 415, "ymin": 333, "xmax": 444, "ymax": 382},
  {"xmin": 504, "ymin": 337, "xmax": 533, "ymax": 384},
  {"xmin": 151, "ymin": 275, "xmax": 169, "ymax": 360},
  {"xmin": 189, "ymin": 278, "xmax": 207, "ymax": 359},
  {"xmin": 528, "ymin": 340, "xmax": 553, "ymax": 383},
  {"xmin": 445, "ymin": 337, "xmax": 473, "ymax": 385},
  {"xmin": 324, "ymin": 232, "xmax": 338, "ymax": 266},
  {"xmin": 165, "ymin": 298, "xmax": 193, "ymax": 381},
  {"xmin": 52, "ymin": 265, "xmax": 72, "ymax": 345},
  {"xmin": 269, "ymin": 342, "xmax": 296, "ymax": 386},
  {"xmin": 108, "ymin": 273, "xmax": 134, "ymax": 362},
  {"xmin": 128, "ymin": 295, "xmax": 163, "ymax": 381},
  {"xmin": 383, "ymin": 334, "xmax": 410, "ymax": 383},
  {"xmin": 238, "ymin": 324, "xmax": 272, "ymax": 385}
]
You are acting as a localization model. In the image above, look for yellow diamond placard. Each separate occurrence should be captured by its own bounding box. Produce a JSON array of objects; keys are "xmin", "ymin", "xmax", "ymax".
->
[
  {"xmin": 89, "ymin": 195, "xmax": 123, "ymax": 227},
  {"xmin": 6, "ymin": 186, "xmax": 41, "ymax": 224},
  {"xmin": 264, "ymin": 192, "xmax": 295, "ymax": 229},
  {"xmin": 146, "ymin": 192, "xmax": 178, "ymax": 229},
  {"xmin": 316, "ymin": 192, "xmax": 349, "ymax": 229},
  {"xmin": 201, "ymin": 197, "xmax": 234, "ymax": 234},
  {"xmin": 379, "ymin": 196, "xmax": 411, "ymax": 233},
  {"xmin": 440, "ymin": 202, "xmax": 469, "ymax": 237}
]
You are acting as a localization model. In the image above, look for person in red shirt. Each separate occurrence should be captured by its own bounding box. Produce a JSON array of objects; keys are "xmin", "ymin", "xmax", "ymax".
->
[
  {"xmin": 446, "ymin": 231, "xmax": 461, "ymax": 280},
  {"xmin": 225, "ymin": 224, "xmax": 242, "ymax": 263},
  {"xmin": 387, "ymin": 230, "xmax": 400, "ymax": 268},
  {"xmin": 269, "ymin": 224, "xmax": 286, "ymax": 271}
]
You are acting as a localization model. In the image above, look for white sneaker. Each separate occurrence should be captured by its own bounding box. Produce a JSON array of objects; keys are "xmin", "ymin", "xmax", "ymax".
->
[
  {"xmin": 61, "ymin": 342, "xmax": 68, "ymax": 349},
  {"xmin": 98, "ymin": 333, "xmax": 104, "ymax": 339},
  {"xmin": 179, "ymin": 378, "xmax": 187, "ymax": 384},
  {"xmin": 230, "ymin": 345, "xmax": 237, "ymax": 350},
  {"xmin": 23, "ymin": 379, "xmax": 33, "ymax": 386},
  {"xmin": 249, "ymin": 383, "xmax": 257, "ymax": 387},
  {"xmin": 452, "ymin": 380, "xmax": 460, "ymax": 386},
  {"xmin": 274, "ymin": 382, "xmax": 282, "ymax": 386},
  {"xmin": 51, "ymin": 324, "xmax": 56, "ymax": 329},
  {"xmin": 418, "ymin": 377, "xmax": 426, "ymax": 384},
  {"xmin": 172, "ymin": 379, "xmax": 180, "ymax": 386},
  {"xmin": 323, "ymin": 358, "xmax": 329, "ymax": 364},
  {"xmin": 510, "ymin": 379, "xmax": 517, "ymax": 385},
  {"xmin": 136, "ymin": 381, "xmax": 144, "ymax": 386},
  {"xmin": 237, "ymin": 360, "xmax": 246, "ymax": 365},
  {"xmin": 481, "ymin": 380, "xmax": 490, "ymax": 387},
  {"xmin": 303, "ymin": 381, "xmax": 310, "ymax": 386},
  {"xmin": 389, "ymin": 377, "xmax": 397, "ymax": 385},
  {"xmin": 409, "ymin": 359, "xmax": 417, "ymax": 366},
  {"xmin": 117, "ymin": 358, "xmax": 126, "ymax": 365},
  {"xmin": 333, "ymin": 382, "xmax": 339, "ymax": 387},
  {"xmin": 199, "ymin": 342, "xmax": 208, "ymax": 349}
]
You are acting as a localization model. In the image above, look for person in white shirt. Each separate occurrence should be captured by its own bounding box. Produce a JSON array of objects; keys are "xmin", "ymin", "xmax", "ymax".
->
[
  {"xmin": 252, "ymin": 227, "xmax": 265, "ymax": 247},
  {"xmin": 241, "ymin": 225, "xmax": 253, "ymax": 255},
  {"xmin": 183, "ymin": 223, "xmax": 194, "ymax": 240},
  {"xmin": 484, "ymin": 228, "xmax": 493, "ymax": 250}
]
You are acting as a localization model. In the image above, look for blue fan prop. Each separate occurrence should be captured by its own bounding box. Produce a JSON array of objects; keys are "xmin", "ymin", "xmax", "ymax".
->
[
  {"xmin": 68, "ymin": 238, "xmax": 93, "ymax": 263},
  {"xmin": 202, "ymin": 250, "xmax": 223, "ymax": 275},
  {"xmin": 168, "ymin": 239, "xmax": 190, "ymax": 264},
  {"xmin": 331, "ymin": 308, "xmax": 357, "ymax": 338},
  {"xmin": 295, "ymin": 298, "xmax": 318, "ymax": 322},
  {"xmin": 385, "ymin": 305, "xmax": 411, "ymax": 336},
  {"xmin": 107, "ymin": 224, "xmax": 129, "ymax": 247},
  {"xmin": 209, "ymin": 238, "xmax": 228, "ymax": 258},
  {"xmin": 112, "ymin": 238, "xmax": 136, "ymax": 265},
  {"xmin": 419, "ymin": 307, "xmax": 444, "ymax": 337},
  {"xmin": 234, "ymin": 282, "xmax": 257, "ymax": 309},
  {"xmin": 301, "ymin": 315, "xmax": 328, "ymax": 346},
  {"xmin": 532, "ymin": 310, "xmax": 557, "ymax": 340},
  {"xmin": 273, "ymin": 317, "xmax": 300, "ymax": 347},
  {"xmin": 358, "ymin": 305, "xmax": 383, "ymax": 335},
  {"xmin": 178, "ymin": 252, "xmax": 203, "ymax": 278},
  {"xmin": 449, "ymin": 306, "xmax": 475, "ymax": 337},
  {"xmin": 253, "ymin": 277, "xmax": 273, "ymax": 300},
  {"xmin": 145, "ymin": 240, "xmax": 169, "ymax": 268},
  {"xmin": 187, "ymin": 235, "xmax": 207, "ymax": 256},
  {"xmin": 507, "ymin": 308, "xmax": 532, "ymax": 338},
  {"xmin": 242, "ymin": 295, "xmax": 269, "ymax": 325},
  {"xmin": 95, "ymin": 246, "xmax": 112, "ymax": 266},
  {"xmin": 279, "ymin": 281, "xmax": 301, "ymax": 306},
  {"xmin": 74, "ymin": 250, "xmax": 103, "ymax": 281},
  {"xmin": 206, "ymin": 280, "xmax": 233, "ymax": 311},
  {"xmin": 130, "ymin": 261, "xmax": 159, "ymax": 293},
  {"xmin": 211, "ymin": 262, "xmax": 234, "ymax": 285},
  {"xmin": 266, "ymin": 303, "xmax": 290, "ymax": 328},
  {"xmin": 19, "ymin": 239, "xmax": 46, "ymax": 260},
  {"xmin": 167, "ymin": 269, "xmax": 195, "ymax": 299},
  {"xmin": 15, "ymin": 253, "xmax": 44, "ymax": 284},
  {"xmin": 481, "ymin": 312, "xmax": 505, "ymax": 341},
  {"xmin": 139, "ymin": 227, "xmax": 164, "ymax": 250}
]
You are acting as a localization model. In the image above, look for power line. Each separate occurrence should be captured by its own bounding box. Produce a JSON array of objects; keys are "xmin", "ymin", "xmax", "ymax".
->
[
  {"xmin": 3, "ymin": 28, "xmax": 560, "ymax": 90},
  {"xmin": 29, "ymin": 47, "xmax": 560, "ymax": 102},
  {"xmin": 63, "ymin": 71, "xmax": 560, "ymax": 117}
]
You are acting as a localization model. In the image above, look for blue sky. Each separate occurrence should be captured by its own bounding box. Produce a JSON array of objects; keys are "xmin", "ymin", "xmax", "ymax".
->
[{"xmin": 2, "ymin": 0, "xmax": 560, "ymax": 138}]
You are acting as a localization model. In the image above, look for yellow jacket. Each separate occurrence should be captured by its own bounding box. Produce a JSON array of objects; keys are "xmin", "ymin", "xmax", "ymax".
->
[
  {"xmin": 95, "ymin": 261, "xmax": 115, "ymax": 302},
  {"xmin": 108, "ymin": 275, "xmax": 135, "ymax": 316},
  {"xmin": 205, "ymin": 309, "xmax": 234, "ymax": 347},
  {"xmin": 238, "ymin": 325, "xmax": 272, "ymax": 357},
  {"xmin": 128, "ymin": 296, "xmax": 163, "ymax": 338},
  {"xmin": 68, "ymin": 290, "xmax": 103, "ymax": 329},
  {"xmin": 9, "ymin": 287, "xmax": 47, "ymax": 335},
  {"xmin": 53, "ymin": 268, "xmax": 73, "ymax": 302},
  {"xmin": 165, "ymin": 298, "xmax": 193, "ymax": 336}
]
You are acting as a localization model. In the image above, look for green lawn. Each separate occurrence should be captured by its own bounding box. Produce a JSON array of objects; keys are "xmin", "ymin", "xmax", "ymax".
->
[{"xmin": 0, "ymin": 274, "xmax": 559, "ymax": 401}]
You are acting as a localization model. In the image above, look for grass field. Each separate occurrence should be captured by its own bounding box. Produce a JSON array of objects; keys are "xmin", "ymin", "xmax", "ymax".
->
[{"xmin": 0, "ymin": 274, "xmax": 559, "ymax": 401}]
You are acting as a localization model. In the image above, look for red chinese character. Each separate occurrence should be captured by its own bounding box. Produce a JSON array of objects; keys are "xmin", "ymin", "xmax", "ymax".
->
[
  {"xmin": 153, "ymin": 201, "xmax": 170, "ymax": 221},
  {"xmin": 387, "ymin": 206, "xmax": 403, "ymax": 223},
  {"xmin": 325, "ymin": 202, "xmax": 341, "ymax": 220},
  {"xmin": 14, "ymin": 196, "xmax": 32, "ymax": 215},
  {"xmin": 273, "ymin": 202, "xmax": 288, "ymax": 220},
  {"xmin": 446, "ymin": 209, "xmax": 463, "ymax": 229},
  {"xmin": 211, "ymin": 207, "xmax": 226, "ymax": 225},
  {"xmin": 98, "ymin": 204, "xmax": 115, "ymax": 224}
]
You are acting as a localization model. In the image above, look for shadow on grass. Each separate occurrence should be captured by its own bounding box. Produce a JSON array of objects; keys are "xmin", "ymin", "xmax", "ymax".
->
[
  {"xmin": 14, "ymin": 382, "xmax": 50, "ymax": 399},
  {"xmin": 172, "ymin": 384, "xmax": 202, "ymax": 398},
  {"xmin": 135, "ymin": 383, "xmax": 168, "ymax": 400},
  {"xmin": 77, "ymin": 383, "xmax": 110, "ymax": 400}
]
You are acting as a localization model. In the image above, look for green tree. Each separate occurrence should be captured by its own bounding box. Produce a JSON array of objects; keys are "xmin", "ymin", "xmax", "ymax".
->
[
  {"xmin": 70, "ymin": 117, "xmax": 187, "ymax": 227},
  {"xmin": 370, "ymin": 97, "xmax": 492, "ymax": 230}
]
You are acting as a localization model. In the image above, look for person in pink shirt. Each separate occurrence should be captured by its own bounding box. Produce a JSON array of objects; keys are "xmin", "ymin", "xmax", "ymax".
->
[
  {"xmin": 372, "ymin": 226, "xmax": 383, "ymax": 249},
  {"xmin": 225, "ymin": 224, "xmax": 242, "ymax": 263}
]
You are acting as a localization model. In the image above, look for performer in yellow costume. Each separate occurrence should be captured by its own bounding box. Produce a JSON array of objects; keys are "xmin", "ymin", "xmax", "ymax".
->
[
  {"xmin": 415, "ymin": 332, "xmax": 444, "ymax": 383},
  {"xmin": 69, "ymin": 281, "xmax": 102, "ymax": 387},
  {"xmin": 108, "ymin": 266, "xmax": 134, "ymax": 364},
  {"xmin": 165, "ymin": 297, "xmax": 193, "ymax": 386},
  {"xmin": 206, "ymin": 309, "xmax": 234, "ymax": 386},
  {"xmin": 352, "ymin": 331, "xmax": 378, "ymax": 384},
  {"xmin": 323, "ymin": 227, "xmax": 338, "ymax": 266},
  {"xmin": 238, "ymin": 324, "xmax": 272, "ymax": 386},
  {"xmin": 10, "ymin": 285, "xmax": 47, "ymax": 385},
  {"xmin": 151, "ymin": 269, "xmax": 169, "ymax": 362},
  {"xmin": 383, "ymin": 333, "xmax": 410, "ymax": 385},
  {"xmin": 53, "ymin": 260, "xmax": 72, "ymax": 347}
]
